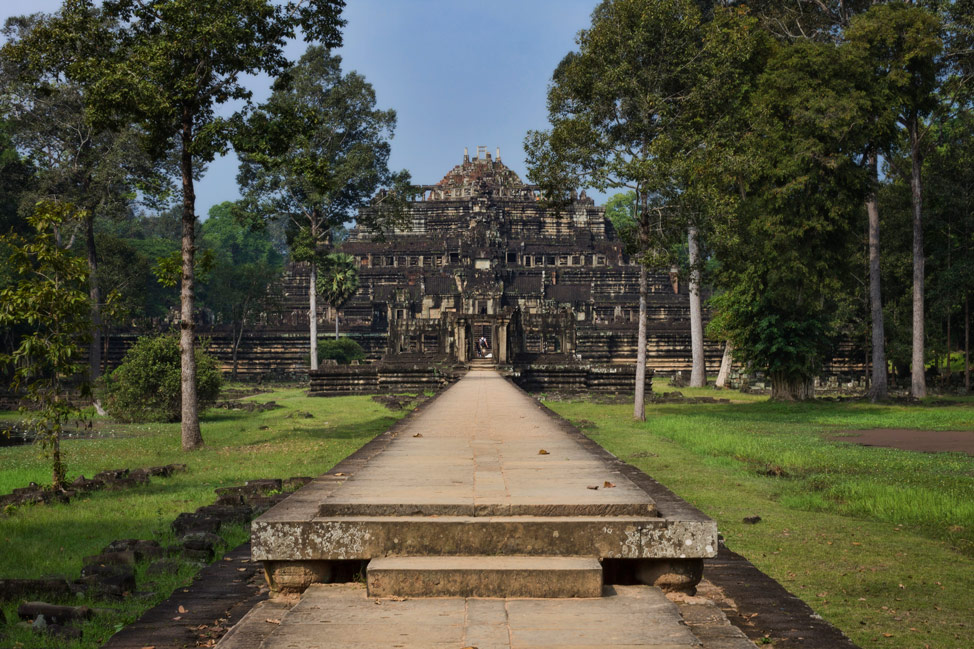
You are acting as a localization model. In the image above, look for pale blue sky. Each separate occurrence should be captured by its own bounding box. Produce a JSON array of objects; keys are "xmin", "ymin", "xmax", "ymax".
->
[{"xmin": 1, "ymin": 0, "xmax": 605, "ymax": 217}]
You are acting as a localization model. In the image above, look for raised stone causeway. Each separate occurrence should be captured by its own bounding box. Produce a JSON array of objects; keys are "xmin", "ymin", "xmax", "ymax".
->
[{"xmin": 214, "ymin": 369, "xmax": 758, "ymax": 648}]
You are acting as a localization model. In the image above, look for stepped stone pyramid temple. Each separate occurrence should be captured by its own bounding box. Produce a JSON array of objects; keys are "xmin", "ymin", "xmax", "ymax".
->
[
  {"xmin": 101, "ymin": 146, "xmax": 728, "ymax": 388},
  {"xmin": 305, "ymin": 146, "xmax": 721, "ymax": 393}
]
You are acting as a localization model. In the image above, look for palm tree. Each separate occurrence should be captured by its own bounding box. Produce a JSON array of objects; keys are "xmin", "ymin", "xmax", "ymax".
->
[{"xmin": 316, "ymin": 253, "xmax": 360, "ymax": 340}]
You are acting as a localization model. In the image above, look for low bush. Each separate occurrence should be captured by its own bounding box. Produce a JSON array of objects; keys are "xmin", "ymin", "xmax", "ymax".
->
[
  {"xmin": 318, "ymin": 337, "xmax": 365, "ymax": 365},
  {"xmin": 101, "ymin": 333, "xmax": 222, "ymax": 422}
]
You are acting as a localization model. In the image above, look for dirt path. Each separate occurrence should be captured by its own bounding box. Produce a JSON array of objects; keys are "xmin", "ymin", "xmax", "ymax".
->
[{"xmin": 830, "ymin": 428, "xmax": 974, "ymax": 455}]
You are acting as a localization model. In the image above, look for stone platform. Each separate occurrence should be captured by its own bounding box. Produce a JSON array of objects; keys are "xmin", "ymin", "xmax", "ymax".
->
[{"xmin": 252, "ymin": 369, "xmax": 717, "ymax": 595}]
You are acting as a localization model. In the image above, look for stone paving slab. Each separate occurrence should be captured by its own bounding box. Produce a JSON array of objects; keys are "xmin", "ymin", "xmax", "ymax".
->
[{"xmin": 251, "ymin": 583, "xmax": 703, "ymax": 649}]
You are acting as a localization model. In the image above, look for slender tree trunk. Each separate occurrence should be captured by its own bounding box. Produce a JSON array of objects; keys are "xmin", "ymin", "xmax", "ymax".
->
[
  {"xmin": 634, "ymin": 264, "xmax": 647, "ymax": 421},
  {"xmin": 715, "ymin": 341, "xmax": 733, "ymax": 388},
  {"xmin": 51, "ymin": 424, "xmax": 64, "ymax": 490},
  {"xmin": 85, "ymin": 213, "xmax": 102, "ymax": 382},
  {"xmin": 946, "ymin": 217, "xmax": 952, "ymax": 385},
  {"xmin": 909, "ymin": 118, "xmax": 927, "ymax": 399},
  {"xmin": 179, "ymin": 116, "xmax": 202, "ymax": 450},
  {"xmin": 965, "ymin": 294, "xmax": 970, "ymax": 393},
  {"xmin": 687, "ymin": 226, "xmax": 705, "ymax": 387},
  {"xmin": 231, "ymin": 323, "xmax": 242, "ymax": 382},
  {"xmin": 310, "ymin": 262, "xmax": 318, "ymax": 370},
  {"xmin": 335, "ymin": 307, "xmax": 340, "ymax": 340},
  {"xmin": 866, "ymin": 152, "xmax": 887, "ymax": 401}
]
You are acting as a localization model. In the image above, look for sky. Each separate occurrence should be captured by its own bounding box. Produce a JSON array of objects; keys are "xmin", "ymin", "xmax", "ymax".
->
[{"xmin": 1, "ymin": 0, "xmax": 606, "ymax": 217}]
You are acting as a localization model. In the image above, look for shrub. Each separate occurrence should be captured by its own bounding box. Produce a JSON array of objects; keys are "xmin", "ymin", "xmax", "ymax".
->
[
  {"xmin": 317, "ymin": 337, "xmax": 366, "ymax": 365},
  {"xmin": 102, "ymin": 333, "xmax": 222, "ymax": 422}
]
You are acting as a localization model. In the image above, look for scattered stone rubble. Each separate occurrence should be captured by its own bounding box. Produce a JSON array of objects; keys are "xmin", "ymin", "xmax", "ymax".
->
[
  {"xmin": 0, "ymin": 475, "xmax": 312, "ymax": 643},
  {"xmin": 0, "ymin": 464, "xmax": 187, "ymax": 512}
]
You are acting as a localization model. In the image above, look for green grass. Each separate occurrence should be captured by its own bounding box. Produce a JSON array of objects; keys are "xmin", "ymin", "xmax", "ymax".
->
[
  {"xmin": 545, "ymin": 385, "xmax": 974, "ymax": 649},
  {"xmin": 0, "ymin": 387, "xmax": 406, "ymax": 648}
]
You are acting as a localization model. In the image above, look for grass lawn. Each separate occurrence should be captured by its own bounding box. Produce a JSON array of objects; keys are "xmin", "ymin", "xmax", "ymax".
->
[
  {"xmin": 0, "ymin": 387, "xmax": 406, "ymax": 648},
  {"xmin": 545, "ymin": 381, "xmax": 974, "ymax": 649}
]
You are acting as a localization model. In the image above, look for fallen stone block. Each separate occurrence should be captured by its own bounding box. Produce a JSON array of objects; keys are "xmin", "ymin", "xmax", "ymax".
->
[
  {"xmin": 195, "ymin": 504, "xmax": 252, "ymax": 525},
  {"xmin": 181, "ymin": 531, "xmax": 224, "ymax": 552},
  {"xmin": 103, "ymin": 539, "xmax": 165, "ymax": 561},
  {"xmin": 82, "ymin": 550, "xmax": 136, "ymax": 568},
  {"xmin": 245, "ymin": 479, "xmax": 283, "ymax": 495},
  {"xmin": 0, "ymin": 578, "xmax": 73, "ymax": 602},
  {"xmin": 172, "ymin": 512, "xmax": 221, "ymax": 536},
  {"xmin": 145, "ymin": 558, "xmax": 180, "ymax": 577},
  {"xmin": 17, "ymin": 601, "xmax": 94, "ymax": 625}
]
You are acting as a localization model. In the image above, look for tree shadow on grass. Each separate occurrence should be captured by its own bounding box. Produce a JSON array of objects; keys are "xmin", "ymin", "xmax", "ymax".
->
[{"xmin": 232, "ymin": 416, "xmax": 398, "ymax": 447}]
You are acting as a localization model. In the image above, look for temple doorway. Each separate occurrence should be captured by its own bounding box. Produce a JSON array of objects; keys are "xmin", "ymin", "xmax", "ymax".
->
[{"xmin": 472, "ymin": 323, "xmax": 494, "ymax": 360}]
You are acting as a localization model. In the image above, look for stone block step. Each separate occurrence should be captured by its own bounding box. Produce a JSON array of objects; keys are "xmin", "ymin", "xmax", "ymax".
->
[
  {"xmin": 252, "ymin": 515, "xmax": 717, "ymax": 561},
  {"xmin": 317, "ymin": 502, "xmax": 658, "ymax": 517},
  {"xmin": 366, "ymin": 556, "xmax": 602, "ymax": 598}
]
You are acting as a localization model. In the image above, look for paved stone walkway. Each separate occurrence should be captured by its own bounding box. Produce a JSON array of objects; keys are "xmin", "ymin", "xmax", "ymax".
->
[
  {"xmin": 227, "ymin": 369, "xmax": 753, "ymax": 649},
  {"xmin": 318, "ymin": 368, "xmax": 656, "ymax": 517}
]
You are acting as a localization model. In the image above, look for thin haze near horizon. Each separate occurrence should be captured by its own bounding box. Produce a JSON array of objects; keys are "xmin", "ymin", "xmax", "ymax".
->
[{"xmin": 0, "ymin": 0, "xmax": 608, "ymax": 219}]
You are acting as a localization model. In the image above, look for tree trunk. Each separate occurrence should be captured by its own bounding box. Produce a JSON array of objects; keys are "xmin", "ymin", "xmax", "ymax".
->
[
  {"xmin": 179, "ymin": 116, "xmax": 202, "ymax": 450},
  {"xmin": 51, "ymin": 425, "xmax": 64, "ymax": 490},
  {"xmin": 634, "ymin": 264, "xmax": 647, "ymax": 421},
  {"xmin": 335, "ymin": 308, "xmax": 340, "ymax": 340},
  {"xmin": 85, "ymin": 213, "xmax": 102, "ymax": 382},
  {"xmin": 965, "ymin": 294, "xmax": 970, "ymax": 393},
  {"xmin": 309, "ymin": 262, "xmax": 318, "ymax": 371},
  {"xmin": 715, "ymin": 341, "xmax": 733, "ymax": 388},
  {"xmin": 231, "ymin": 323, "xmax": 242, "ymax": 382},
  {"xmin": 866, "ymin": 151, "xmax": 887, "ymax": 401},
  {"xmin": 687, "ymin": 226, "xmax": 706, "ymax": 387},
  {"xmin": 909, "ymin": 117, "xmax": 927, "ymax": 399},
  {"xmin": 770, "ymin": 373, "xmax": 814, "ymax": 401}
]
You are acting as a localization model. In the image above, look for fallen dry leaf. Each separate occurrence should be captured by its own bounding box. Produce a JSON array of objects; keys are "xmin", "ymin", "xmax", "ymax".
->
[
  {"xmin": 265, "ymin": 619, "xmax": 281, "ymax": 625},
  {"xmin": 141, "ymin": 646, "xmax": 156, "ymax": 649},
  {"xmin": 603, "ymin": 481, "xmax": 616, "ymax": 488},
  {"xmin": 237, "ymin": 568, "xmax": 247, "ymax": 572},
  {"xmin": 178, "ymin": 605, "xmax": 188, "ymax": 614},
  {"xmin": 538, "ymin": 449, "xmax": 549, "ymax": 455},
  {"xmin": 334, "ymin": 472, "xmax": 346, "ymax": 476},
  {"xmin": 172, "ymin": 616, "xmax": 182, "ymax": 621},
  {"xmin": 413, "ymin": 433, "xmax": 423, "ymax": 438},
  {"xmin": 587, "ymin": 485, "xmax": 599, "ymax": 490}
]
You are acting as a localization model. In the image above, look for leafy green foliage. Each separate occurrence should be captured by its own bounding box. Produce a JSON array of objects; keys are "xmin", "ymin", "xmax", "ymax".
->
[
  {"xmin": 317, "ymin": 337, "xmax": 365, "ymax": 365},
  {"xmin": 316, "ymin": 252, "xmax": 359, "ymax": 311},
  {"xmin": 0, "ymin": 202, "xmax": 93, "ymax": 489},
  {"xmin": 707, "ymin": 37, "xmax": 869, "ymax": 397},
  {"xmin": 101, "ymin": 333, "xmax": 222, "ymax": 423},
  {"xmin": 237, "ymin": 46, "xmax": 412, "ymax": 250}
]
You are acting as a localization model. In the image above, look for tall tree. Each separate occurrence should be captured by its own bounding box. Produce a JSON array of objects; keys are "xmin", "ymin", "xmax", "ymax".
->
[
  {"xmin": 317, "ymin": 252, "xmax": 359, "ymax": 340},
  {"xmin": 525, "ymin": 0, "xmax": 711, "ymax": 420},
  {"xmin": 708, "ymin": 35, "xmax": 871, "ymax": 400},
  {"xmin": 1, "ymin": 10, "xmax": 164, "ymax": 383},
  {"xmin": 846, "ymin": 3, "xmax": 942, "ymax": 398},
  {"xmin": 45, "ymin": 0, "xmax": 346, "ymax": 449},
  {"xmin": 237, "ymin": 46, "xmax": 410, "ymax": 371},
  {"xmin": 0, "ymin": 202, "xmax": 92, "ymax": 491}
]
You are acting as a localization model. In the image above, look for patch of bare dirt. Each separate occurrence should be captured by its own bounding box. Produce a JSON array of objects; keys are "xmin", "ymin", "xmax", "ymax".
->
[{"xmin": 829, "ymin": 428, "xmax": 974, "ymax": 455}]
